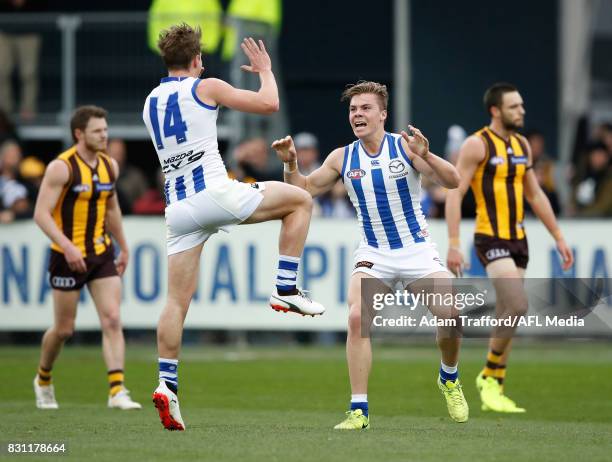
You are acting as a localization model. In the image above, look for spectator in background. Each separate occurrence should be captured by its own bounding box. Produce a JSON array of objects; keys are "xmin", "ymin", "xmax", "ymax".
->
[
  {"xmin": 229, "ymin": 137, "xmax": 281, "ymax": 182},
  {"xmin": 18, "ymin": 154, "xmax": 44, "ymax": 206},
  {"xmin": 107, "ymin": 138, "xmax": 148, "ymax": 214},
  {"xmin": 0, "ymin": 139, "xmax": 29, "ymax": 222},
  {"xmin": 132, "ymin": 169, "xmax": 166, "ymax": 215},
  {"xmin": 524, "ymin": 130, "xmax": 560, "ymax": 215},
  {"xmin": 444, "ymin": 125, "xmax": 466, "ymax": 164},
  {"xmin": 571, "ymin": 143, "xmax": 612, "ymax": 217},
  {"xmin": 293, "ymin": 132, "xmax": 321, "ymax": 174},
  {"xmin": 421, "ymin": 124, "xmax": 474, "ymax": 219},
  {"xmin": 0, "ymin": 0, "xmax": 42, "ymax": 121}
]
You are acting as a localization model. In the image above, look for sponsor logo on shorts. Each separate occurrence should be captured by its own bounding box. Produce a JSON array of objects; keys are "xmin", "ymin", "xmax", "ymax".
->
[
  {"xmin": 72, "ymin": 184, "xmax": 90, "ymax": 193},
  {"xmin": 485, "ymin": 248, "xmax": 511, "ymax": 261},
  {"xmin": 51, "ymin": 276, "xmax": 77, "ymax": 289},
  {"xmin": 489, "ymin": 156, "xmax": 505, "ymax": 166},
  {"xmin": 354, "ymin": 261, "xmax": 374, "ymax": 269},
  {"xmin": 433, "ymin": 256, "xmax": 445, "ymax": 267},
  {"xmin": 347, "ymin": 168, "xmax": 366, "ymax": 179}
]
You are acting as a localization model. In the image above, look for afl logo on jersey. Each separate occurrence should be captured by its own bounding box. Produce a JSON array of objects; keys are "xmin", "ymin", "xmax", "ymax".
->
[
  {"xmin": 72, "ymin": 184, "xmax": 91, "ymax": 193},
  {"xmin": 489, "ymin": 156, "xmax": 505, "ymax": 166},
  {"xmin": 347, "ymin": 168, "xmax": 366, "ymax": 179}
]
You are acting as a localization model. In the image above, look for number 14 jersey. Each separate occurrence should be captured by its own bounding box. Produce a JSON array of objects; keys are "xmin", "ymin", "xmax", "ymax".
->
[{"xmin": 143, "ymin": 76, "xmax": 228, "ymax": 205}]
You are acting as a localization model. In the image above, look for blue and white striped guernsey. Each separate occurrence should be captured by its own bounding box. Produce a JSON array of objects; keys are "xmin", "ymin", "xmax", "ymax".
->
[
  {"xmin": 143, "ymin": 76, "xmax": 229, "ymax": 205},
  {"xmin": 342, "ymin": 133, "xmax": 429, "ymax": 249}
]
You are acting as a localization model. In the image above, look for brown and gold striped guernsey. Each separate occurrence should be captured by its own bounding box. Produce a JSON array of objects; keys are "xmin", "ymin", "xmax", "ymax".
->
[
  {"xmin": 51, "ymin": 146, "xmax": 116, "ymax": 257},
  {"xmin": 470, "ymin": 127, "xmax": 529, "ymax": 240}
]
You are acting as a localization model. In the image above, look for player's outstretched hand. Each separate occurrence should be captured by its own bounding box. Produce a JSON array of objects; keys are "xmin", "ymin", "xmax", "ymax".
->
[
  {"xmin": 401, "ymin": 125, "xmax": 430, "ymax": 159},
  {"xmin": 271, "ymin": 136, "xmax": 297, "ymax": 163},
  {"xmin": 240, "ymin": 37, "xmax": 272, "ymax": 73}
]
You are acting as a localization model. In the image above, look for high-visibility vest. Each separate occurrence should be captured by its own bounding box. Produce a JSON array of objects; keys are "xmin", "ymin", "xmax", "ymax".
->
[
  {"xmin": 148, "ymin": 0, "xmax": 223, "ymax": 54},
  {"xmin": 222, "ymin": 0, "xmax": 282, "ymax": 60}
]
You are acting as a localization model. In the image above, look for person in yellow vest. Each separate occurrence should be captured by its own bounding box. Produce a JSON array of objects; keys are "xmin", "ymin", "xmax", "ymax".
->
[
  {"xmin": 445, "ymin": 83, "xmax": 574, "ymax": 413},
  {"xmin": 148, "ymin": 0, "xmax": 223, "ymax": 56},
  {"xmin": 32, "ymin": 106, "xmax": 141, "ymax": 411},
  {"xmin": 222, "ymin": 0, "xmax": 281, "ymax": 61}
]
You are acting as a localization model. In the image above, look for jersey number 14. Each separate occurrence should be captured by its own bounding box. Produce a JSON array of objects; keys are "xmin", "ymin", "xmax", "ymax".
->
[{"xmin": 149, "ymin": 92, "xmax": 187, "ymax": 149}]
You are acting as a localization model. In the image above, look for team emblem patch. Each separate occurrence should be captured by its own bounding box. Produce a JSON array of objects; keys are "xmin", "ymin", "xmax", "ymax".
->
[
  {"xmin": 354, "ymin": 261, "xmax": 374, "ymax": 269},
  {"xmin": 347, "ymin": 168, "xmax": 366, "ymax": 179}
]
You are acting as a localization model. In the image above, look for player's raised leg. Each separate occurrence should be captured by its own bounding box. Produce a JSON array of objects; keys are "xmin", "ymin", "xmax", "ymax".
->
[
  {"xmin": 34, "ymin": 289, "xmax": 79, "ymax": 409},
  {"xmin": 243, "ymin": 181, "xmax": 325, "ymax": 316},
  {"xmin": 153, "ymin": 242, "xmax": 204, "ymax": 431},
  {"xmin": 334, "ymin": 272, "xmax": 373, "ymax": 430},
  {"xmin": 477, "ymin": 259, "xmax": 527, "ymax": 413},
  {"xmin": 410, "ymin": 272, "xmax": 468, "ymax": 423},
  {"xmin": 89, "ymin": 276, "xmax": 141, "ymax": 410}
]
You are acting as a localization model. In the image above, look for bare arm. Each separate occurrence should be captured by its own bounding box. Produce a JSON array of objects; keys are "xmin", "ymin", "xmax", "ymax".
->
[
  {"xmin": 198, "ymin": 38, "xmax": 279, "ymax": 114},
  {"xmin": 445, "ymin": 135, "xmax": 486, "ymax": 276},
  {"xmin": 34, "ymin": 160, "xmax": 87, "ymax": 273},
  {"xmin": 106, "ymin": 159, "xmax": 129, "ymax": 276},
  {"xmin": 522, "ymin": 137, "xmax": 573, "ymax": 270},
  {"xmin": 400, "ymin": 126, "xmax": 460, "ymax": 188},
  {"xmin": 271, "ymin": 136, "xmax": 344, "ymax": 197}
]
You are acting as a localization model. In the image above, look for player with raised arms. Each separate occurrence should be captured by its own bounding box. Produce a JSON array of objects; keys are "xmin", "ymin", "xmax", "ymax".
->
[
  {"xmin": 272, "ymin": 81, "xmax": 469, "ymax": 429},
  {"xmin": 143, "ymin": 23, "xmax": 324, "ymax": 431}
]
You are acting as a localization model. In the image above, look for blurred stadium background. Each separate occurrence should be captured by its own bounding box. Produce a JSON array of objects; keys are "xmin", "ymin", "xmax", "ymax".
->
[{"xmin": 0, "ymin": 1, "xmax": 611, "ymax": 460}]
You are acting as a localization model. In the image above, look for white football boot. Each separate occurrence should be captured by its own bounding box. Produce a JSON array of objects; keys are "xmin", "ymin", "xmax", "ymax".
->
[
  {"xmin": 33, "ymin": 376, "xmax": 58, "ymax": 410},
  {"xmin": 108, "ymin": 388, "xmax": 142, "ymax": 410},
  {"xmin": 152, "ymin": 381, "xmax": 185, "ymax": 431},
  {"xmin": 269, "ymin": 289, "xmax": 325, "ymax": 316}
]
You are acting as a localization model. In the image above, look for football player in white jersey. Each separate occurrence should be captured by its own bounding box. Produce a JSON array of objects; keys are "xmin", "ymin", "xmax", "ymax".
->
[
  {"xmin": 272, "ymin": 81, "xmax": 469, "ymax": 429},
  {"xmin": 142, "ymin": 24, "xmax": 324, "ymax": 431}
]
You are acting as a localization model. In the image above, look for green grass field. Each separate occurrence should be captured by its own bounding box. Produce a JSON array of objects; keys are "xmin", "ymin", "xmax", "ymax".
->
[{"xmin": 1, "ymin": 341, "xmax": 611, "ymax": 461}]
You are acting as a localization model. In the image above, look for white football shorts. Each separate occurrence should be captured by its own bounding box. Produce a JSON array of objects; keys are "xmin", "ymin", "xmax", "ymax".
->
[
  {"xmin": 165, "ymin": 179, "xmax": 265, "ymax": 255},
  {"xmin": 352, "ymin": 240, "xmax": 448, "ymax": 284}
]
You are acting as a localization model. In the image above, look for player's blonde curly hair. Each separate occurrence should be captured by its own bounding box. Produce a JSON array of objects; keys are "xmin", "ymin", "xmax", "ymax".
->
[{"xmin": 341, "ymin": 81, "xmax": 388, "ymax": 110}]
